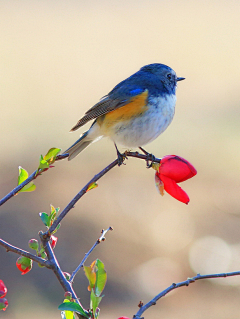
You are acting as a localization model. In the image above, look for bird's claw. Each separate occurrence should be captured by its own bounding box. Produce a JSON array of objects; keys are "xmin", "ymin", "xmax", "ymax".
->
[
  {"xmin": 117, "ymin": 151, "xmax": 127, "ymax": 166},
  {"xmin": 139, "ymin": 147, "xmax": 156, "ymax": 168},
  {"xmin": 145, "ymin": 153, "xmax": 156, "ymax": 168}
]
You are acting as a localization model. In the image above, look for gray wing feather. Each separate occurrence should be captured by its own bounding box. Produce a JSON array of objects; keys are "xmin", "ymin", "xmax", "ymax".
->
[{"xmin": 70, "ymin": 96, "xmax": 128, "ymax": 131}]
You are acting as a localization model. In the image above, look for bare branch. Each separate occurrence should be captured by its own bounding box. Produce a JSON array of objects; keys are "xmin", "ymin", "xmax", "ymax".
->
[
  {"xmin": 134, "ymin": 271, "xmax": 240, "ymax": 318},
  {"xmin": 0, "ymin": 238, "xmax": 51, "ymax": 268},
  {"xmin": 70, "ymin": 226, "xmax": 113, "ymax": 283}
]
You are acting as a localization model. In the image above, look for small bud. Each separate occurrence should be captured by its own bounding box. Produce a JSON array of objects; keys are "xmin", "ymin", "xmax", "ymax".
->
[
  {"xmin": 64, "ymin": 291, "xmax": 72, "ymax": 301},
  {"xmin": 40, "ymin": 251, "xmax": 47, "ymax": 259},
  {"xmin": 28, "ymin": 239, "xmax": 39, "ymax": 251},
  {"xmin": 16, "ymin": 256, "xmax": 33, "ymax": 275},
  {"xmin": 0, "ymin": 298, "xmax": 8, "ymax": 311},
  {"xmin": 63, "ymin": 272, "xmax": 71, "ymax": 281}
]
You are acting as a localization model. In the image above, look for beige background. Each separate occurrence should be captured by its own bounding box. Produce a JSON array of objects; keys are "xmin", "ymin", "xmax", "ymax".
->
[{"xmin": 0, "ymin": 1, "xmax": 240, "ymax": 318}]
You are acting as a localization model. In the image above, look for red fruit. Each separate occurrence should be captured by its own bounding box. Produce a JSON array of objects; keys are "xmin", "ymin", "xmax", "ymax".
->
[{"xmin": 0, "ymin": 280, "xmax": 7, "ymax": 298}]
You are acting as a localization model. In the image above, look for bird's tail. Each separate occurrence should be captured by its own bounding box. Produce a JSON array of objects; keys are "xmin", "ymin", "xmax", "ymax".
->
[{"xmin": 63, "ymin": 131, "xmax": 93, "ymax": 161}]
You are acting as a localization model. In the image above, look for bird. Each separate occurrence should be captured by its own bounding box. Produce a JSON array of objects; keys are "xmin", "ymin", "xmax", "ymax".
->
[{"xmin": 64, "ymin": 63, "xmax": 185, "ymax": 163}]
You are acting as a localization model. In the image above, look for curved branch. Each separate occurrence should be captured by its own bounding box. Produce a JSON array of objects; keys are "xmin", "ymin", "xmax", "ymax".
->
[
  {"xmin": 43, "ymin": 159, "xmax": 119, "ymax": 237},
  {"xmin": 0, "ymin": 151, "xmax": 160, "ymax": 207},
  {"xmin": 134, "ymin": 271, "xmax": 240, "ymax": 318},
  {"xmin": 0, "ymin": 238, "xmax": 51, "ymax": 268},
  {"xmin": 42, "ymin": 153, "xmax": 160, "ymax": 237}
]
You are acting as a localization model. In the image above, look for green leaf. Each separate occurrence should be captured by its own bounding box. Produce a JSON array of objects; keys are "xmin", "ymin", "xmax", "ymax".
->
[
  {"xmin": 19, "ymin": 182, "xmax": 36, "ymax": 193},
  {"xmin": 61, "ymin": 299, "xmax": 75, "ymax": 319},
  {"xmin": 18, "ymin": 166, "xmax": 36, "ymax": 193},
  {"xmin": 58, "ymin": 302, "xmax": 89, "ymax": 318},
  {"xmin": 95, "ymin": 259, "xmax": 107, "ymax": 297},
  {"xmin": 90, "ymin": 291, "xmax": 102, "ymax": 318},
  {"xmin": 84, "ymin": 264, "xmax": 96, "ymax": 290},
  {"xmin": 50, "ymin": 204, "xmax": 56, "ymax": 220},
  {"xmin": 37, "ymin": 148, "xmax": 61, "ymax": 174},
  {"xmin": 38, "ymin": 155, "xmax": 50, "ymax": 170},
  {"xmin": 39, "ymin": 212, "xmax": 50, "ymax": 227},
  {"xmin": 18, "ymin": 166, "xmax": 28, "ymax": 185},
  {"xmin": 43, "ymin": 147, "xmax": 61, "ymax": 163},
  {"xmin": 38, "ymin": 159, "xmax": 49, "ymax": 170},
  {"xmin": 40, "ymin": 251, "xmax": 47, "ymax": 259},
  {"xmin": 87, "ymin": 182, "xmax": 98, "ymax": 192}
]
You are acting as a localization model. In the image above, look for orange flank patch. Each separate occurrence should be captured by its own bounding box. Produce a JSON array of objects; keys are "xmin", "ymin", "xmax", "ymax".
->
[{"xmin": 98, "ymin": 89, "xmax": 148, "ymax": 132}]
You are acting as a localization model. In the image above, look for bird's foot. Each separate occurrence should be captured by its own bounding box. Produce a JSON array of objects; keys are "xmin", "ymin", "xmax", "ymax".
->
[
  {"xmin": 117, "ymin": 150, "xmax": 128, "ymax": 166},
  {"xmin": 139, "ymin": 147, "xmax": 156, "ymax": 168},
  {"xmin": 115, "ymin": 144, "xmax": 127, "ymax": 166}
]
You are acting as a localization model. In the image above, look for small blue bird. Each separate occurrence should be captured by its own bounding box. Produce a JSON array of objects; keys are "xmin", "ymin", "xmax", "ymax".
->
[{"xmin": 64, "ymin": 63, "xmax": 184, "ymax": 161}]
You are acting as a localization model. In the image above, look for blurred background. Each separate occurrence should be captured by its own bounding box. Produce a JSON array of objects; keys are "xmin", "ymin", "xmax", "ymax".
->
[{"xmin": 0, "ymin": 0, "xmax": 240, "ymax": 318}]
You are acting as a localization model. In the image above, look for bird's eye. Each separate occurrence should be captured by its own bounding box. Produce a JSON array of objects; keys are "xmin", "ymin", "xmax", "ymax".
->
[{"xmin": 167, "ymin": 73, "xmax": 172, "ymax": 80}]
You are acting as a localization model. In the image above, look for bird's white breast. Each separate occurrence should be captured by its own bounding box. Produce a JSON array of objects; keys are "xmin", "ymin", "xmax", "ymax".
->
[{"xmin": 97, "ymin": 93, "xmax": 177, "ymax": 148}]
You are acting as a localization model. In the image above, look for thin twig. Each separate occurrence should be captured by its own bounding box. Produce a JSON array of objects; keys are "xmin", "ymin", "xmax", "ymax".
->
[
  {"xmin": 0, "ymin": 238, "xmax": 51, "ymax": 268},
  {"xmin": 134, "ymin": 271, "xmax": 240, "ymax": 319},
  {"xmin": 0, "ymin": 154, "xmax": 67, "ymax": 207},
  {"xmin": 0, "ymin": 170, "xmax": 38, "ymax": 206},
  {"xmin": 0, "ymin": 151, "xmax": 160, "ymax": 207},
  {"xmin": 70, "ymin": 226, "xmax": 113, "ymax": 283}
]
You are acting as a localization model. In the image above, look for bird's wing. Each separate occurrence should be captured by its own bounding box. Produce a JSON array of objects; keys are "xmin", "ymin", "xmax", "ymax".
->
[{"xmin": 70, "ymin": 84, "xmax": 147, "ymax": 131}]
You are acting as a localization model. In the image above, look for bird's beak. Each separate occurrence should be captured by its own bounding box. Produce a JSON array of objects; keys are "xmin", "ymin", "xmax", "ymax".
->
[{"xmin": 177, "ymin": 77, "xmax": 185, "ymax": 81}]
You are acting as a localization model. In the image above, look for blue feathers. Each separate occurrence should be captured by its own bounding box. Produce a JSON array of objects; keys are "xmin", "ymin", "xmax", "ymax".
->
[{"xmin": 129, "ymin": 88, "xmax": 144, "ymax": 96}]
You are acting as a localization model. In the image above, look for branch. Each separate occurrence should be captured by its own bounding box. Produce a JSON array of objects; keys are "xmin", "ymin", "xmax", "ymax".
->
[
  {"xmin": 39, "ymin": 231, "xmax": 88, "ymax": 319},
  {"xmin": 0, "ymin": 170, "xmax": 38, "ymax": 206},
  {"xmin": 0, "ymin": 238, "xmax": 51, "ymax": 268},
  {"xmin": 134, "ymin": 271, "xmax": 240, "ymax": 318},
  {"xmin": 70, "ymin": 226, "xmax": 113, "ymax": 283},
  {"xmin": 0, "ymin": 151, "xmax": 159, "ymax": 207},
  {"xmin": 43, "ymin": 152, "xmax": 160, "ymax": 237}
]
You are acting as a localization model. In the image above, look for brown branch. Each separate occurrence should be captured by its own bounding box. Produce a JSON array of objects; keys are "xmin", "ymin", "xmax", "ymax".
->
[
  {"xmin": 0, "ymin": 151, "xmax": 160, "ymax": 207},
  {"xmin": 0, "ymin": 238, "xmax": 51, "ymax": 268},
  {"xmin": 134, "ymin": 271, "xmax": 240, "ymax": 318},
  {"xmin": 43, "ymin": 159, "xmax": 119, "ymax": 237},
  {"xmin": 0, "ymin": 154, "xmax": 68, "ymax": 207},
  {"xmin": 42, "ymin": 152, "xmax": 160, "ymax": 237},
  {"xmin": 39, "ymin": 231, "xmax": 88, "ymax": 319}
]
